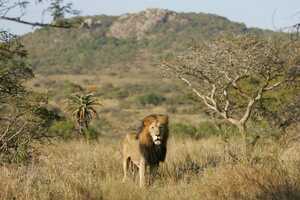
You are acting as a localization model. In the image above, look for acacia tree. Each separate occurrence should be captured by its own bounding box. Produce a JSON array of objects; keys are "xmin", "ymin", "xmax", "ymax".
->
[{"xmin": 162, "ymin": 34, "xmax": 300, "ymax": 139}]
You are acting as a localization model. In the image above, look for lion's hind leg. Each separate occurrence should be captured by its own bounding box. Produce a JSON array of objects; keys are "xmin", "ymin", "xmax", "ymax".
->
[
  {"xmin": 122, "ymin": 157, "xmax": 130, "ymax": 183},
  {"xmin": 129, "ymin": 160, "xmax": 139, "ymax": 180}
]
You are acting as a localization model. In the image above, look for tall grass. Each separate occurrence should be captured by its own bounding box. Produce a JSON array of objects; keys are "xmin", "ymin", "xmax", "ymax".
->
[{"xmin": 0, "ymin": 136, "xmax": 300, "ymax": 200}]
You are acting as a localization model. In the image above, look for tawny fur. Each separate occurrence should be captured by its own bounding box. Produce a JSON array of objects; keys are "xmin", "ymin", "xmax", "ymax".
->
[{"xmin": 122, "ymin": 114, "xmax": 169, "ymax": 187}]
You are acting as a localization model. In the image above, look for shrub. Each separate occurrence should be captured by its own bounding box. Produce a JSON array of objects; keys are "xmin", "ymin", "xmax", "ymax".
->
[
  {"xmin": 171, "ymin": 123, "xmax": 198, "ymax": 138},
  {"xmin": 137, "ymin": 93, "xmax": 166, "ymax": 106},
  {"xmin": 49, "ymin": 120, "xmax": 75, "ymax": 140},
  {"xmin": 171, "ymin": 121, "xmax": 239, "ymax": 139},
  {"xmin": 48, "ymin": 118, "xmax": 109, "ymax": 141},
  {"xmin": 197, "ymin": 121, "xmax": 220, "ymax": 138},
  {"xmin": 166, "ymin": 105, "xmax": 177, "ymax": 113},
  {"xmin": 83, "ymin": 126, "xmax": 99, "ymax": 141},
  {"xmin": 100, "ymin": 85, "xmax": 129, "ymax": 99},
  {"xmin": 48, "ymin": 80, "xmax": 84, "ymax": 101}
]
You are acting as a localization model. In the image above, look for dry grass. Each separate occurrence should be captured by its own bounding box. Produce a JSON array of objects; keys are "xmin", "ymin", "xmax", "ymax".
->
[{"xmin": 1, "ymin": 136, "xmax": 300, "ymax": 200}]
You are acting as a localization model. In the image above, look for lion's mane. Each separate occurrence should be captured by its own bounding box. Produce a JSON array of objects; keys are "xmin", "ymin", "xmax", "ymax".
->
[{"xmin": 138, "ymin": 114, "xmax": 169, "ymax": 165}]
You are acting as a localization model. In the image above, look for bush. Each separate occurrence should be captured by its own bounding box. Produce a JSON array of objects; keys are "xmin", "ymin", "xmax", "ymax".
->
[
  {"xmin": 48, "ymin": 120, "xmax": 75, "ymax": 140},
  {"xmin": 137, "ymin": 93, "xmax": 166, "ymax": 106},
  {"xmin": 100, "ymin": 85, "xmax": 129, "ymax": 99},
  {"xmin": 197, "ymin": 121, "xmax": 220, "ymax": 138},
  {"xmin": 83, "ymin": 126, "xmax": 99, "ymax": 141},
  {"xmin": 48, "ymin": 80, "xmax": 84, "ymax": 101},
  {"xmin": 166, "ymin": 93, "xmax": 196, "ymax": 105},
  {"xmin": 171, "ymin": 123, "xmax": 198, "ymax": 138},
  {"xmin": 49, "ymin": 119, "xmax": 109, "ymax": 141},
  {"xmin": 171, "ymin": 121, "xmax": 239, "ymax": 139}
]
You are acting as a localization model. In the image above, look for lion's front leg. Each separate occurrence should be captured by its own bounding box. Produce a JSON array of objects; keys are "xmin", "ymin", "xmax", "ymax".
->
[
  {"xmin": 139, "ymin": 158, "xmax": 146, "ymax": 187},
  {"xmin": 149, "ymin": 164, "xmax": 159, "ymax": 185}
]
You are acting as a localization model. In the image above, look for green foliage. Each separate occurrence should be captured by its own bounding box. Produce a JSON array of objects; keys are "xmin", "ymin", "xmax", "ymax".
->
[
  {"xmin": 136, "ymin": 93, "xmax": 166, "ymax": 106},
  {"xmin": 83, "ymin": 126, "xmax": 99, "ymax": 141},
  {"xmin": 0, "ymin": 91, "xmax": 58, "ymax": 163},
  {"xmin": 23, "ymin": 29, "xmax": 140, "ymax": 74},
  {"xmin": 46, "ymin": 0, "xmax": 80, "ymax": 22},
  {"xmin": 171, "ymin": 121, "xmax": 240, "ymax": 139},
  {"xmin": 166, "ymin": 93, "xmax": 198, "ymax": 105},
  {"xmin": 49, "ymin": 120, "xmax": 75, "ymax": 140},
  {"xmin": 101, "ymin": 85, "xmax": 130, "ymax": 99},
  {"xmin": 171, "ymin": 123, "xmax": 198, "ymax": 138},
  {"xmin": 48, "ymin": 80, "xmax": 83, "ymax": 101},
  {"xmin": 0, "ymin": 31, "xmax": 59, "ymax": 163},
  {"xmin": 0, "ymin": 31, "xmax": 32, "ymax": 99},
  {"xmin": 48, "ymin": 117, "xmax": 111, "ymax": 141}
]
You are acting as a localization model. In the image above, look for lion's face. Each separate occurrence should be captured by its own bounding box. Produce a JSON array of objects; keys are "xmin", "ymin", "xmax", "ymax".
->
[
  {"xmin": 138, "ymin": 114, "xmax": 169, "ymax": 148},
  {"xmin": 148, "ymin": 121, "xmax": 163, "ymax": 145}
]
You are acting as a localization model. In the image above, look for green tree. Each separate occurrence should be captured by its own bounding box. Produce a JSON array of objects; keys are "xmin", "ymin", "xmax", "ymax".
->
[
  {"xmin": 0, "ymin": 0, "xmax": 79, "ymax": 163},
  {"xmin": 0, "ymin": 31, "xmax": 60, "ymax": 163}
]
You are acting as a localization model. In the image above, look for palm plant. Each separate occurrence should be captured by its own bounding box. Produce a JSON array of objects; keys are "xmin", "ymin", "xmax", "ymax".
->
[{"xmin": 67, "ymin": 93, "xmax": 101, "ymax": 134}]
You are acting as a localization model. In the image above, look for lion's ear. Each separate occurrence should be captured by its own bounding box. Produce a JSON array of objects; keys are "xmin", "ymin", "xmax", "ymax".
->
[
  {"xmin": 158, "ymin": 115, "xmax": 169, "ymax": 125},
  {"xmin": 163, "ymin": 115, "xmax": 169, "ymax": 124},
  {"xmin": 143, "ymin": 116, "xmax": 154, "ymax": 126}
]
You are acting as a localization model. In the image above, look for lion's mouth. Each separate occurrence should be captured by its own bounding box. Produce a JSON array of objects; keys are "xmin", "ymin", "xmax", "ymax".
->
[
  {"xmin": 154, "ymin": 140, "xmax": 161, "ymax": 145},
  {"xmin": 154, "ymin": 137, "xmax": 161, "ymax": 145}
]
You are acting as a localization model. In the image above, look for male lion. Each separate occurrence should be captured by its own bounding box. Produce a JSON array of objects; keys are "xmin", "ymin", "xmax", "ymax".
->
[{"xmin": 122, "ymin": 114, "xmax": 169, "ymax": 187}]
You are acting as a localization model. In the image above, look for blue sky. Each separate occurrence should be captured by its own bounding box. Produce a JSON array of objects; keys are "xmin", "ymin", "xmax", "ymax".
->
[{"xmin": 1, "ymin": 0, "xmax": 300, "ymax": 35}]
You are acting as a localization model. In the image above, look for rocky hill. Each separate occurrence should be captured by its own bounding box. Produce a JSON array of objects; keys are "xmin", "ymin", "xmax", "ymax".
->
[
  {"xmin": 108, "ymin": 9, "xmax": 187, "ymax": 40},
  {"xmin": 22, "ymin": 8, "xmax": 275, "ymax": 74}
]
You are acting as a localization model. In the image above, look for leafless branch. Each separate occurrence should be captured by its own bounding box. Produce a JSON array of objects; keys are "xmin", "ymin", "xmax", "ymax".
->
[
  {"xmin": 0, "ymin": 16, "xmax": 72, "ymax": 28},
  {"xmin": 264, "ymin": 80, "xmax": 284, "ymax": 91}
]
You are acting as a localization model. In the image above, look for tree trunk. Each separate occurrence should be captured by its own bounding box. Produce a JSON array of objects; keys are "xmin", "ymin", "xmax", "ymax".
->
[
  {"xmin": 237, "ymin": 123, "xmax": 247, "ymax": 139},
  {"xmin": 226, "ymin": 120, "xmax": 249, "ymax": 159},
  {"xmin": 226, "ymin": 118, "xmax": 247, "ymax": 139},
  {"xmin": 77, "ymin": 121, "xmax": 84, "ymax": 134}
]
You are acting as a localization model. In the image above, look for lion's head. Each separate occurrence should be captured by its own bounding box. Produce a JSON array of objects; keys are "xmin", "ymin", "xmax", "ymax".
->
[{"xmin": 138, "ymin": 114, "xmax": 169, "ymax": 164}]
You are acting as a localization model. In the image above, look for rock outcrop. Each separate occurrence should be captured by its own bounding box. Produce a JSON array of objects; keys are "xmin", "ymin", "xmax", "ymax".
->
[{"xmin": 108, "ymin": 8, "xmax": 187, "ymax": 40}]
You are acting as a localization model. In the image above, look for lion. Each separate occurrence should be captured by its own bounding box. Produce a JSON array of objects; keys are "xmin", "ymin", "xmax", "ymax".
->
[{"xmin": 122, "ymin": 114, "xmax": 169, "ymax": 187}]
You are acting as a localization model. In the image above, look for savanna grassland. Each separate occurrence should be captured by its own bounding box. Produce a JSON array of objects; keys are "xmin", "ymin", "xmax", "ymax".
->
[
  {"xmin": 1, "ymin": 136, "xmax": 300, "ymax": 200},
  {"xmin": 1, "ymin": 8, "xmax": 300, "ymax": 200}
]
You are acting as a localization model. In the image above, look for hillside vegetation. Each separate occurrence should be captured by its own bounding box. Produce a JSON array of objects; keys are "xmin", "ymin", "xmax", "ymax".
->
[{"xmin": 22, "ymin": 8, "xmax": 275, "ymax": 74}]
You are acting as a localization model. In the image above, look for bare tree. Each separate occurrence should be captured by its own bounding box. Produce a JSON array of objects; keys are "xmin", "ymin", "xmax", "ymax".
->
[{"xmin": 162, "ymin": 34, "xmax": 300, "ymax": 139}]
